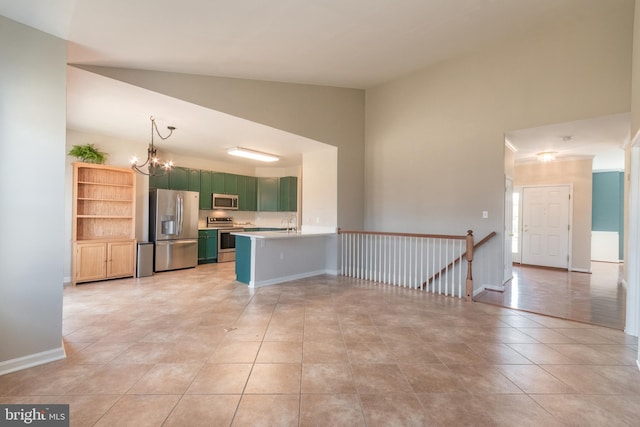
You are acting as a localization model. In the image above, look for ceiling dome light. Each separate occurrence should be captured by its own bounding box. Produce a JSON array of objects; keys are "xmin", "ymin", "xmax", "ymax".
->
[{"xmin": 536, "ymin": 151, "xmax": 557, "ymax": 162}]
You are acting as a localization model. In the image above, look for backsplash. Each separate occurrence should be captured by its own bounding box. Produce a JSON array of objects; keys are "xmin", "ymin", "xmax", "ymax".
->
[{"xmin": 198, "ymin": 210, "xmax": 298, "ymax": 229}]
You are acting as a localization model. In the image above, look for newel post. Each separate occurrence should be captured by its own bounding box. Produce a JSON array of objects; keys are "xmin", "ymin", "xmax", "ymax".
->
[{"xmin": 465, "ymin": 230, "xmax": 474, "ymax": 302}]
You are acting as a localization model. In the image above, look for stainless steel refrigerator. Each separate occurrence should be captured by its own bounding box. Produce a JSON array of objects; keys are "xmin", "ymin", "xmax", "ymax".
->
[{"xmin": 150, "ymin": 189, "xmax": 199, "ymax": 272}]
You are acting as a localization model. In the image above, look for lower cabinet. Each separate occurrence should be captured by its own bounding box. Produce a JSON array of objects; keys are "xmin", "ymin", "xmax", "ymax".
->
[
  {"xmin": 73, "ymin": 240, "xmax": 136, "ymax": 284},
  {"xmin": 198, "ymin": 230, "xmax": 218, "ymax": 264}
]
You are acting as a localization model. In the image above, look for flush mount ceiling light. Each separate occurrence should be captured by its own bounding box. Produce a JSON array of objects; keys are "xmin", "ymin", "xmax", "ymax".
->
[
  {"xmin": 131, "ymin": 116, "xmax": 176, "ymax": 176},
  {"xmin": 536, "ymin": 151, "xmax": 558, "ymax": 162},
  {"xmin": 227, "ymin": 147, "xmax": 279, "ymax": 162}
]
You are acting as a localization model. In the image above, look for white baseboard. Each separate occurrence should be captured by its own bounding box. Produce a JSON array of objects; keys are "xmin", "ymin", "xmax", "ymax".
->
[
  {"xmin": 326, "ymin": 269, "xmax": 340, "ymax": 276},
  {"xmin": 250, "ymin": 269, "xmax": 329, "ymax": 288},
  {"xmin": 473, "ymin": 284, "xmax": 503, "ymax": 297},
  {"xmin": 0, "ymin": 345, "xmax": 66, "ymax": 376},
  {"xmin": 571, "ymin": 268, "xmax": 591, "ymax": 273}
]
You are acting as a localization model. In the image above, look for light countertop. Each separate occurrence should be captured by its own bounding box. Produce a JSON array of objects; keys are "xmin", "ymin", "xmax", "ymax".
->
[{"xmin": 232, "ymin": 230, "xmax": 335, "ymax": 239}]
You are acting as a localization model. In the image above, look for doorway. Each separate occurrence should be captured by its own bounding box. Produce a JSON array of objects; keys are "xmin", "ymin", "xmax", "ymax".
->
[{"xmin": 520, "ymin": 185, "xmax": 571, "ymax": 269}]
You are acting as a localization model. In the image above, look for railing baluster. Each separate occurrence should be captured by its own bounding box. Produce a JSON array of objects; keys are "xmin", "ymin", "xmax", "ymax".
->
[{"xmin": 337, "ymin": 229, "xmax": 492, "ymax": 300}]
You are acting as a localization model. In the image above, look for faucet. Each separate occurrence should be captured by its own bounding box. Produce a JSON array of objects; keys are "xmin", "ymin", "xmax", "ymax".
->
[{"xmin": 281, "ymin": 215, "xmax": 296, "ymax": 233}]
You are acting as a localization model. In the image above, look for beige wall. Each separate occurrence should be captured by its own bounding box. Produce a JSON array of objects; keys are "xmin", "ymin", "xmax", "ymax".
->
[
  {"xmin": 514, "ymin": 159, "xmax": 593, "ymax": 271},
  {"xmin": 0, "ymin": 17, "xmax": 67, "ymax": 370},
  {"xmin": 365, "ymin": 0, "xmax": 633, "ymax": 288},
  {"xmin": 72, "ymin": 65, "xmax": 366, "ymax": 231},
  {"xmin": 633, "ymin": 0, "xmax": 640, "ymax": 137}
]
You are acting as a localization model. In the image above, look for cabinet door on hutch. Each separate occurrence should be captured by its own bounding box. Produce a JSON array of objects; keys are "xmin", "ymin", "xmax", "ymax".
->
[
  {"xmin": 74, "ymin": 242, "xmax": 107, "ymax": 283},
  {"xmin": 107, "ymin": 241, "xmax": 135, "ymax": 278}
]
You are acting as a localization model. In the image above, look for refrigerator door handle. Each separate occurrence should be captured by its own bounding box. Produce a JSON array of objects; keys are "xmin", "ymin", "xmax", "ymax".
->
[{"xmin": 177, "ymin": 194, "xmax": 183, "ymax": 236}]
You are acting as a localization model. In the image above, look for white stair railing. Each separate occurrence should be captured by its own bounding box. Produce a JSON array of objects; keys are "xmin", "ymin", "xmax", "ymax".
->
[{"xmin": 339, "ymin": 230, "xmax": 487, "ymax": 301}]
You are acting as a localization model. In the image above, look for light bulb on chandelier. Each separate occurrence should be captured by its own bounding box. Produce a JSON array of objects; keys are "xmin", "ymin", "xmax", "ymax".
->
[{"xmin": 131, "ymin": 116, "xmax": 176, "ymax": 176}]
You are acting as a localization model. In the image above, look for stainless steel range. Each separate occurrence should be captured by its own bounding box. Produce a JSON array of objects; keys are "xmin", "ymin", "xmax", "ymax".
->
[{"xmin": 207, "ymin": 217, "xmax": 244, "ymax": 263}]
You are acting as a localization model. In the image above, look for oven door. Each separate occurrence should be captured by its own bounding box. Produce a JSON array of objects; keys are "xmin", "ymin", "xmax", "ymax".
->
[{"xmin": 218, "ymin": 228, "xmax": 243, "ymax": 262}]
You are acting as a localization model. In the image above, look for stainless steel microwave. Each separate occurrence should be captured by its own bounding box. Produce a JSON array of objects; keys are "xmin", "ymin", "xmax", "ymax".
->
[{"xmin": 212, "ymin": 193, "xmax": 238, "ymax": 210}]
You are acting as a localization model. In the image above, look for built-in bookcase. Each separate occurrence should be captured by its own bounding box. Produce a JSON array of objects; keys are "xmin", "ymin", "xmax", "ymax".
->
[{"xmin": 72, "ymin": 163, "xmax": 136, "ymax": 284}]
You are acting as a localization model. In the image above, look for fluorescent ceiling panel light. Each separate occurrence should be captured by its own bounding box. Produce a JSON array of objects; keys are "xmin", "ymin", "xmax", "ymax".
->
[{"xmin": 227, "ymin": 147, "xmax": 279, "ymax": 162}]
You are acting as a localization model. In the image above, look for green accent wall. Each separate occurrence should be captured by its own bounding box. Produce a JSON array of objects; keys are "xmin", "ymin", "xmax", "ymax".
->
[{"xmin": 592, "ymin": 171, "xmax": 624, "ymax": 259}]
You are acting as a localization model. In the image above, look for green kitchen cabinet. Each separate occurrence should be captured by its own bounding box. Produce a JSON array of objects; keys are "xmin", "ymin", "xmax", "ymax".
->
[
  {"xmin": 149, "ymin": 168, "xmax": 169, "ymax": 189},
  {"xmin": 237, "ymin": 175, "xmax": 257, "ymax": 211},
  {"xmin": 224, "ymin": 173, "xmax": 238, "ymax": 195},
  {"xmin": 167, "ymin": 167, "xmax": 200, "ymax": 192},
  {"xmin": 211, "ymin": 172, "xmax": 239, "ymax": 195},
  {"xmin": 200, "ymin": 170, "xmax": 212, "ymax": 210},
  {"xmin": 169, "ymin": 166, "xmax": 189, "ymax": 190},
  {"xmin": 188, "ymin": 169, "xmax": 201, "ymax": 192},
  {"xmin": 245, "ymin": 176, "xmax": 258, "ymax": 211},
  {"xmin": 278, "ymin": 176, "xmax": 298, "ymax": 212},
  {"xmin": 258, "ymin": 177, "xmax": 279, "ymax": 211},
  {"xmin": 198, "ymin": 229, "xmax": 218, "ymax": 264},
  {"xmin": 212, "ymin": 172, "xmax": 225, "ymax": 194}
]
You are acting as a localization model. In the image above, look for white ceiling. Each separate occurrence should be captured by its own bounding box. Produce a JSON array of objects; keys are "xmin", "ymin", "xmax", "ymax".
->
[
  {"xmin": 66, "ymin": 66, "xmax": 325, "ymax": 168},
  {"xmin": 506, "ymin": 113, "xmax": 630, "ymax": 171},
  {"xmin": 1, "ymin": 0, "xmax": 629, "ymax": 168}
]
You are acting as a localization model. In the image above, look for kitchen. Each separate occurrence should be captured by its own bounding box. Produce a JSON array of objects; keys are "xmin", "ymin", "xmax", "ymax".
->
[
  {"xmin": 64, "ymin": 68, "xmax": 339, "ymax": 284},
  {"xmin": 147, "ymin": 171, "xmax": 299, "ymax": 273}
]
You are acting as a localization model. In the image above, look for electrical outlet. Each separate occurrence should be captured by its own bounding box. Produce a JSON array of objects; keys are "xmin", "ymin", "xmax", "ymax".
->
[{"xmin": 482, "ymin": 211, "xmax": 488, "ymax": 219}]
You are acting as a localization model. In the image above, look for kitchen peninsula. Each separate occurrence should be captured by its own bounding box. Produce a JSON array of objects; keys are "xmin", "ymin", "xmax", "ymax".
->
[{"xmin": 233, "ymin": 230, "xmax": 338, "ymax": 287}]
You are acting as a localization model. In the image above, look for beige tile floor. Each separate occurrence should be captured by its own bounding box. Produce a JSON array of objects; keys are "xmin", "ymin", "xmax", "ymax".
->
[{"xmin": 1, "ymin": 262, "xmax": 639, "ymax": 426}]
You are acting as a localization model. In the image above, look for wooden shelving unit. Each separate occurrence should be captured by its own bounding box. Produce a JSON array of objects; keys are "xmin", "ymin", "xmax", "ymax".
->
[{"xmin": 72, "ymin": 162, "xmax": 137, "ymax": 284}]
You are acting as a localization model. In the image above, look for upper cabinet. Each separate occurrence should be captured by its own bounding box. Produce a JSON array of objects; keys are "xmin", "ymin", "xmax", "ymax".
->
[
  {"xmin": 238, "ymin": 176, "xmax": 257, "ymax": 211},
  {"xmin": 279, "ymin": 176, "xmax": 298, "ymax": 212},
  {"xmin": 150, "ymin": 166, "xmax": 297, "ymax": 212},
  {"xmin": 168, "ymin": 166, "xmax": 188, "ymax": 190},
  {"xmin": 258, "ymin": 177, "xmax": 279, "ymax": 211},
  {"xmin": 200, "ymin": 170, "xmax": 213, "ymax": 210}
]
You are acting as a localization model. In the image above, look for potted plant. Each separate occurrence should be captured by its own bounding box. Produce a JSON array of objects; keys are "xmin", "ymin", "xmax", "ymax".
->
[{"xmin": 68, "ymin": 143, "xmax": 107, "ymax": 164}]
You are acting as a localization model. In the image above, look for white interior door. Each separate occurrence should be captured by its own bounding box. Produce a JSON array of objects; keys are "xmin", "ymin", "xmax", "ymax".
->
[
  {"xmin": 512, "ymin": 187, "xmax": 523, "ymax": 264},
  {"xmin": 521, "ymin": 185, "xmax": 570, "ymax": 269},
  {"xmin": 504, "ymin": 176, "xmax": 513, "ymax": 283}
]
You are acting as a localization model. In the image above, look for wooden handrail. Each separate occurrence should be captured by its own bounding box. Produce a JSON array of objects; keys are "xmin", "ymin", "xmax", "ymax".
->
[
  {"xmin": 424, "ymin": 231, "xmax": 497, "ymax": 300},
  {"xmin": 337, "ymin": 229, "xmax": 466, "ymax": 240}
]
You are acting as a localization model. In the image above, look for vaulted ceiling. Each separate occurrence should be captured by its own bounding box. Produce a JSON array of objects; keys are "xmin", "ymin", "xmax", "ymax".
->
[{"xmin": 0, "ymin": 0, "xmax": 628, "ymax": 168}]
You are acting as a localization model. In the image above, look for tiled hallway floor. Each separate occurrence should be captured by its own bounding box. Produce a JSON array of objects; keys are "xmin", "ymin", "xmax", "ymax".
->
[
  {"xmin": 475, "ymin": 262, "xmax": 626, "ymax": 330},
  {"xmin": 1, "ymin": 263, "xmax": 639, "ymax": 426}
]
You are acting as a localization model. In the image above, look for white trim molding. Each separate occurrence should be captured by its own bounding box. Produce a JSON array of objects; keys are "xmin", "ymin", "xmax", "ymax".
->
[
  {"xmin": 625, "ymin": 145, "xmax": 640, "ymax": 337},
  {"xmin": 0, "ymin": 345, "xmax": 66, "ymax": 376}
]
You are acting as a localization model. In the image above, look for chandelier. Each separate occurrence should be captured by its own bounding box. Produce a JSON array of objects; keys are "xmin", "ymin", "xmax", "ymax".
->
[{"xmin": 131, "ymin": 116, "xmax": 176, "ymax": 176}]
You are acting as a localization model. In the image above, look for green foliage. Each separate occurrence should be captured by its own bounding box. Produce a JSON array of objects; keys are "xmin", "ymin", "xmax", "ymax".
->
[{"xmin": 68, "ymin": 144, "xmax": 107, "ymax": 164}]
